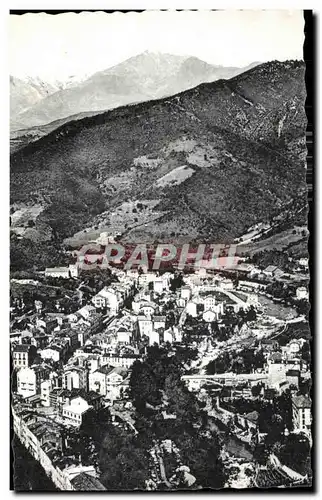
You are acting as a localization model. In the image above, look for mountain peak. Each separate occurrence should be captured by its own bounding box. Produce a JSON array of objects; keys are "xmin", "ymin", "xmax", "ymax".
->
[{"xmin": 10, "ymin": 54, "xmax": 267, "ymax": 132}]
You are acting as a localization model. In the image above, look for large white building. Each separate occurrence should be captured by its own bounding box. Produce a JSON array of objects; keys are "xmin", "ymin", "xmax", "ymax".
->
[
  {"xmin": 292, "ymin": 395, "xmax": 311, "ymax": 434},
  {"xmin": 92, "ymin": 282, "xmax": 134, "ymax": 313},
  {"xmin": 102, "ymin": 353, "xmax": 140, "ymax": 369},
  {"xmin": 17, "ymin": 365, "xmax": 50, "ymax": 399},
  {"xmin": 39, "ymin": 347, "xmax": 61, "ymax": 363},
  {"xmin": 45, "ymin": 264, "xmax": 78, "ymax": 279},
  {"xmin": 137, "ymin": 301, "xmax": 157, "ymax": 318},
  {"xmin": 218, "ymin": 278, "xmax": 234, "ymax": 290},
  {"xmin": 62, "ymin": 396, "xmax": 93, "ymax": 427},
  {"xmin": 89, "ymin": 365, "xmax": 114, "ymax": 396},
  {"xmin": 12, "ymin": 344, "xmax": 37, "ymax": 370},
  {"xmin": 89, "ymin": 365, "xmax": 129, "ymax": 399},
  {"xmin": 63, "ymin": 366, "xmax": 88, "ymax": 392},
  {"xmin": 186, "ymin": 301, "xmax": 197, "ymax": 317},
  {"xmin": 266, "ymin": 353, "xmax": 302, "ymax": 389},
  {"xmin": 92, "ymin": 287, "xmax": 120, "ymax": 312},
  {"xmin": 17, "ymin": 367, "xmax": 38, "ymax": 399},
  {"xmin": 202, "ymin": 295, "xmax": 224, "ymax": 317},
  {"xmin": 296, "ymin": 287, "xmax": 309, "ymax": 301}
]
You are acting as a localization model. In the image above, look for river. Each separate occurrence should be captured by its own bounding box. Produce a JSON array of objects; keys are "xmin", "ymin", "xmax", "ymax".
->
[{"xmin": 208, "ymin": 417, "xmax": 253, "ymax": 461}]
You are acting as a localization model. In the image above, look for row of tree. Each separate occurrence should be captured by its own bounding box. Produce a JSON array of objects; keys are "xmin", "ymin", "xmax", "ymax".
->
[
  {"xmin": 206, "ymin": 347, "xmax": 265, "ymax": 375},
  {"xmin": 129, "ymin": 344, "xmax": 228, "ymax": 489}
]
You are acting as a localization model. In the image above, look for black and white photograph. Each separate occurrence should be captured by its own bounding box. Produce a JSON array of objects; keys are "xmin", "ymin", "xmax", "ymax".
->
[{"xmin": 9, "ymin": 9, "xmax": 312, "ymax": 491}]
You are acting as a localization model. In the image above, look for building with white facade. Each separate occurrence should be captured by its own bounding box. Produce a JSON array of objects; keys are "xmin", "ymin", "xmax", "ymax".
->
[
  {"xmin": 102, "ymin": 353, "xmax": 140, "ymax": 369},
  {"xmin": 296, "ymin": 287, "xmax": 309, "ymax": 301},
  {"xmin": 181, "ymin": 286, "xmax": 192, "ymax": 301},
  {"xmin": 138, "ymin": 316, "xmax": 153, "ymax": 337},
  {"xmin": 63, "ymin": 366, "xmax": 88, "ymax": 392},
  {"xmin": 203, "ymin": 310, "xmax": 217, "ymax": 323},
  {"xmin": 45, "ymin": 264, "xmax": 78, "ymax": 279},
  {"xmin": 12, "ymin": 344, "xmax": 37, "ymax": 370},
  {"xmin": 92, "ymin": 283, "xmax": 134, "ymax": 314},
  {"xmin": 149, "ymin": 330, "xmax": 160, "ymax": 346},
  {"xmin": 88, "ymin": 364, "xmax": 129, "ymax": 399},
  {"xmin": 153, "ymin": 279, "xmax": 164, "ymax": 294},
  {"xmin": 41, "ymin": 378, "xmax": 55, "ymax": 406},
  {"xmin": 186, "ymin": 301, "xmax": 197, "ymax": 317},
  {"xmin": 62, "ymin": 397, "xmax": 93, "ymax": 427},
  {"xmin": 17, "ymin": 365, "xmax": 50, "ymax": 399},
  {"xmin": 89, "ymin": 365, "xmax": 114, "ymax": 396},
  {"xmin": 292, "ymin": 395, "xmax": 311, "ymax": 434}
]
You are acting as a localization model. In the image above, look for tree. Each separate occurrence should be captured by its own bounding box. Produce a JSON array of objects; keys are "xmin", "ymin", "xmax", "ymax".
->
[
  {"xmin": 251, "ymin": 385, "xmax": 262, "ymax": 397},
  {"xmin": 128, "ymin": 345, "xmax": 228, "ymax": 490},
  {"xmin": 301, "ymin": 342, "xmax": 311, "ymax": 364},
  {"xmin": 170, "ymin": 273, "xmax": 184, "ymax": 292},
  {"xmin": 245, "ymin": 305, "xmax": 257, "ymax": 322},
  {"xmin": 81, "ymin": 407, "xmax": 112, "ymax": 444},
  {"xmin": 254, "ymin": 443, "xmax": 270, "ymax": 466},
  {"xmin": 129, "ymin": 360, "xmax": 161, "ymax": 410},
  {"xmin": 206, "ymin": 353, "xmax": 231, "ymax": 374},
  {"xmin": 297, "ymin": 299, "xmax": 310, "ymax": 316},
  {"xmin": 164, "ymin": 373, "xmax": 203, "ymax": 426},
  {"xmin": 178, "ymin": 431, "xmax": 227, "ymax": 489},
  {"xmin": 100, "ymin": 430, "xmax": 150, "ymax": 490},
  {"xmin": 277, "ymin": 433, "xmax": 311, "ymax": 476}
]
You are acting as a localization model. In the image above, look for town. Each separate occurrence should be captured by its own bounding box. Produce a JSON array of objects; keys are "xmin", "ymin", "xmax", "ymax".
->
[{"xmin": 10, "ymin": 253, "xmax": 311, "ymax": 490}]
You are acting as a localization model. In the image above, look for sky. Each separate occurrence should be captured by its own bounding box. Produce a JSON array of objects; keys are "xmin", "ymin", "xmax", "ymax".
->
[{"xmin": 9, "ymin": 10, "xmax": 304, "ymax": 84}]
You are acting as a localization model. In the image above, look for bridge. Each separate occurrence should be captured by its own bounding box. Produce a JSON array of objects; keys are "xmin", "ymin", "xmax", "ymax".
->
[{"xmin": 181, "ymin": 372, "xmax": 268, "ymax": 389}]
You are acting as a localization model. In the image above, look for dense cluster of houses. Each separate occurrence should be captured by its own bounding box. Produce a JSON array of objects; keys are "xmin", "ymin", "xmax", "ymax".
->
[
  {"xmin": 11, "ymin": 259, "xmax": 311, "ymax": 489},
  {"xmin": 183, "ymin": 334, "xmax": 311, "ymax": 445}
]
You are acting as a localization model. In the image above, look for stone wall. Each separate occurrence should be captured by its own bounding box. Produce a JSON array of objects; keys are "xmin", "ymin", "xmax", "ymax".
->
[{"xmin": 12, "ymin": 408, "xmax": 73, "ymax": 491}]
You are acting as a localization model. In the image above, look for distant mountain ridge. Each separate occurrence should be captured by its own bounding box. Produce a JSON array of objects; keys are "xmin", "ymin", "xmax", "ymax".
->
[
  {"xmin": 10, "ymin": 59, "xmax": 307, "ymax": 273},
  {"xmin": 10, "ymin": 52, "xmax": 260, "ymax": 131}
]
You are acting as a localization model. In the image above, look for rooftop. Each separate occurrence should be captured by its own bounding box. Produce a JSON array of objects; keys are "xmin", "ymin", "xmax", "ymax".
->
[
  {"xmin": 77, "ymin": 305, "xmax": 96, "ymax": 316},
  {"xmin": 45, "ymin": 267, "xmax": 69, "ymax": 273},
  {"xmin": 71, "ymin": 389, "xmax": 104, "ymax": 403},
  {"xmin": 292, "ymin": 395, "xmax": 311, "ymax": 409},
  {"xmin": 109, "ymin": 367, "xmax": 128, "ymax": 378},
  {"xmin": 13, "ymin": 344, "xmax": 33, "ymax": 353},
  {"xmin": 261, "ymin": 339, "xmax": 278, "ymax": 345},
  {"xmin": 268, "ymin": 352, "xmax": 283, "ymax": 362},
  {"xmin": 63, "ymin": 400, "xmax": 92, "ymax": 415},
  {"xmin": 286, "ymin": 369, "xmax": 300, "ymax": 377},
  {"xmin": 245, "ymin": 410, "xmax": 259, "ymax": 423},
  {"xmin": 95, "ymin": 364, "xmax": 114, "ymax": 375},
  {"xmin": 104, "ymin": 352, "xmax": 139, "ymax": 359},
  {"xmin": 71, "ymin": 473, "xmax": 106, "ymax": 491},
  {"xmin": 264, "ymin": 265, "xmax": 278, "ymax": 273}
]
